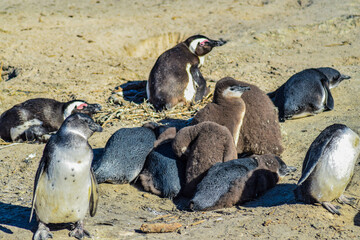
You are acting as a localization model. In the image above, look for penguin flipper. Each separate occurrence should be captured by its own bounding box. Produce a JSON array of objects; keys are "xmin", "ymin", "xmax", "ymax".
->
[
  {"xmin": 321, "ymin": 79, "xmax": 334, "ymax": 110},
  {"xmin": 297, "ymin": 132, "xmax": 336, "ymax": 186},
  {"xmin": 30, "ymin": 155, "xmax": 47, "ymax": 222},
  {"xmin": 190, "ymin": 66, "xmax": 207, "ymax": 102},
  {"xmin": 89, "ymin": 168, "xmax": 99, "ymax": 217},
  {"xmin": 324, "ymin": 85, "xmax": 334, "ymax": 110}
]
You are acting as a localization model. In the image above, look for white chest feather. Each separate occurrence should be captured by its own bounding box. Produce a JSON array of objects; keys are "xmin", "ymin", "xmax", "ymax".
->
[
  {"xmin": 233, "ymin": 108, "xmax": 245, "ymax": 146},
  {"xmin": 311, "ymin": 131, "xmax": 360, "ymax": 201},
  {"xmin": 35, "ymin": 147, "xmax": 92, "ymax": 224},
  {"xmin": 184, "ymin": 63, "xmax": 196, "ymax": 102},
  {"xmin": 10, "ymin": 118, "xmax": 43, "ymax": 141},
  {"xmin": 198, "ymin": 56, "xmax": 205, "ymax": 67}
]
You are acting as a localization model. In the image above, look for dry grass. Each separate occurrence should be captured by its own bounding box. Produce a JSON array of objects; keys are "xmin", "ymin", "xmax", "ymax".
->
[{"xmin": 95, "ymin": 91, "xmax": 213, "ymax": 128}]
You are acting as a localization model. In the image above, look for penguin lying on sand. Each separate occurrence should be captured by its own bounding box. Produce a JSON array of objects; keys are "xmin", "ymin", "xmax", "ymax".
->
[
  {"xmin": 190, "ymin": 155, "xmax": 295, "ymax": 211},
  {"xmin": 30, "ymin": 113, "xmax": 102, "ymax": 240},
  {"xmin": 0, "ymin": 98, "xmax": 102, "ymax": 142},
  {"xmin": 93, "ymin": 125, "xmax": 157, "ymax": 184},
  {"xmin": 294, "ymin": 124, "xmax": 360, "ymax": 215},
  {"xmin": 147, "ymin": 35, "xmax": 226, "ymax": 111},
  {"xmin": 268, "ymin": 67, "xmax": 350, "ymax": 122}
]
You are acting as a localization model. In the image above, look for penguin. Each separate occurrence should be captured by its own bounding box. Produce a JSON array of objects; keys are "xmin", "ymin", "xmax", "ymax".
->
[
  {"xmin": 172, "ymin": 121, "xmax": 238, "ymax": 197},
  {"xmin": 294, "ymin": 124, "xmax": 360, "ymax": 215},
  {"xmin": 147, "ymin": 35, "xmax": 227, "ymax": 111},
  {"xmin": 268, "ymin": 67, "xmax": 350, "ymax": 122},
  {"xmin": 192, "ymin": 77, "xmax": 284, "ymax": 156},
  {"xmin": 140, "ymin": 140, "xmax": 185, "ymax": 199},
  {"xmin": 190, "ymin": 155, "xmax": 296, "ymax": 211},
  {"xmin": 191, "ymin": 77, "xmax": 250, "ymax": 147},
  {"xmin": 92, "ymin": 126, "xmax": 156, "ymax": 184},
  {"xmin": 0, "ymin": 98, "xmax": 102, "ymax": 142},
  {"xmin": 30, "ymin": 113, "xmax": 102, "ymax": 240}
]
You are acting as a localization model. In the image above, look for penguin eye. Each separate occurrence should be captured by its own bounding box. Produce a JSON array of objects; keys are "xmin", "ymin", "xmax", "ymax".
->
[{"xmin": 200, "ymin": 42, "xmax": 205, "ymax": 46}]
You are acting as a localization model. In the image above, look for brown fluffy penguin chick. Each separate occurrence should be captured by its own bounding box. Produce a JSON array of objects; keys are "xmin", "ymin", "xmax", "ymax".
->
[
  {"xmin": 172, "ymin": 121, "xmax": 238, "ymax": 197},
  {"xmin": 239, "ymin": 80, "xmax": 283, "ymax": 155},
  {"xmin": 192, "ymin": 77, "xmax": 283, "ymax": 156},
  {"xmin": 191, "ymin": 77, "xmax": 250, "ymax": 148}
]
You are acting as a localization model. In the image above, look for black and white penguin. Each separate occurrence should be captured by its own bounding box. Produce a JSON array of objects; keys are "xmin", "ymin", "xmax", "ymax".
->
[
  {"xmin": 268, "ymin": 67, "xmax": 350, "ymax": 122},
  {"xmin": 30, "ymin": 113, "xmax": 102, "ymax": 240},
  {"xmin": 147, "ymin": 35, "xmax": 227, "ymax": 111},
  {"xmin": 0, "ymin": 98, "xmax": 102, "ymax": 142},
  {"xmin": 294, "ymin": 124, "xmax": 360, "ymax": 215}
]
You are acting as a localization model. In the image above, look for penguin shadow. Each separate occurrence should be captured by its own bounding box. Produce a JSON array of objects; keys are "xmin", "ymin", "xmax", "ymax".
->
[
  {"xmin": 243, "ymin": 183, "xmax": 298, "ymax": 208},
  {"xmin": 115, "ymin": 80, "xmax": 148, "ymax": 104},
  {"xmin": 0, "ymin": 202, "xmax": 34, "ymax": 234},
  {"xmin": 354, "ymin": 212, "xmax": 360, "ymax": 226}
]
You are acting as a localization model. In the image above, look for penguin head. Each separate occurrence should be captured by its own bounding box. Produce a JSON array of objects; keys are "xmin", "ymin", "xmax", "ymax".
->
[
  {"xmin": 59, "ymin": 113, "xmax": 103, "ymax": 139},
  {"xmin": 185, "ymin": 35, "xmax": 227, "ymax": 56},
  {"xmin": 317, "ymin": 67, "xmax": 351, "ymax": 89},
  {"xmin": 63, "ymin": 100, "xmax": 102, "ymax": 120},
  {"xmin": 213, "ymin": 77, "xmax": 250, "ymax": 104}
]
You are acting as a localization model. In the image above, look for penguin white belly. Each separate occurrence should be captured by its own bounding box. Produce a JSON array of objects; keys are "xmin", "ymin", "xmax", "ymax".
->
[
  {"xmin": 184, "ymin": 63, "xmax": 196, "ymax": 102},
  {"xmin": 311, "ymin": 130, "xmax": 360, "ymax": 202},
  {"xmin": 10, "ymin": 118, "xmax": 43, "ymax": 141},
  {"xmin": 35, "ymin": 149, "xmax": 92, "ymax": 224}
]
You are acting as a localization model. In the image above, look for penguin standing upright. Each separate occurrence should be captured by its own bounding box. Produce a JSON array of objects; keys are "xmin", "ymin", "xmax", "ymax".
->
[
  {"xmin": 294, "ymin": 124, "xmax": 360, "ymax": 215},
  {"xmin": 147, "ymin": 35, "xmax": 226, "ymax": 111},
  {"xmin": 30, "ymin": 113, "xmax": 102, "ymax": 240}
]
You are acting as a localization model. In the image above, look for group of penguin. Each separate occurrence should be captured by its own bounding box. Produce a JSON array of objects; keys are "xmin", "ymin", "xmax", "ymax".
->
[{"xmin": 1, "ymin": 35, "xmax": 360, "ymax": 239}]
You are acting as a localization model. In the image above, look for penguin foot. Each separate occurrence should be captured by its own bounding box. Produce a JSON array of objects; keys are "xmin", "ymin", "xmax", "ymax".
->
[
  {"xmin": 34, "ymin": 222, "xmax": 53, "ymax": 240},
  {"xmin": 338, "ymin": 195, "xmax": 356, "ymax": 206},
  {"xmin": 322, "ymin": 201, "xmax": 341, "ymax": 215},
  {"xmin": 69, "ymin": 221, "xmax": 91, "ymax": 239}
]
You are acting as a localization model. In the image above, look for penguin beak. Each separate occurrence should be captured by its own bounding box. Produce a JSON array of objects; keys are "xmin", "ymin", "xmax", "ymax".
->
[
  {"xmin": 340, "ymin": 74, "xmax": 351, "ymax": 80},
  {"xmin": 84, "ymin": 104, "xmax": 102, "ymax": 113},
  {"xmin": 209, "ymin": 38, "xmax": 227, "ymax": 47}
]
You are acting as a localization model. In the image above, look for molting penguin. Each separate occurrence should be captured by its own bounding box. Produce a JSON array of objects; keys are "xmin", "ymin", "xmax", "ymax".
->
[
  {"xmin": 268, "ymin": 67, "xmax": 350, "ymax": 122},
  {"xmin": 172, "ymin": 121, "xmax": 238, "ymax": 197},
  {"xmin": 0, "ymin": 98, "xmax": 102, "ymax": 142},
  {"xmin": 92, "ymin": 125, "xmax": 157, "ymax": 184},
  {"xmin": 30, "ymin": 113, "xmax": 102, "ymax": 240},
  {"xmin": 192, "ymin": 77, "xmax": 284, "ymax": 156},
  {"xmin": 294, "ymin": 124, "xmax": 360, "ymax": 215},
  {"xmin": 191, "ymin": 78, "xmax": 250, "ymax": 148},
  {"xmin": 139, "ymin": 127, "xmax": 185, "ymax": 199},
  {"xmin": 190, "ymin": 155, "xmax": 295, "ymax": 211},
  {"xmin": 147, "ymin": 35, "xmax": 227, "ymax": 111}
]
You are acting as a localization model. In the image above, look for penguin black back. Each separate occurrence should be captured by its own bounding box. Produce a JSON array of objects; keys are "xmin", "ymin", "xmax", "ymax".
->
[{"xmin": 147, "ymin": 35, "xmax": 226, "ymax": 111}]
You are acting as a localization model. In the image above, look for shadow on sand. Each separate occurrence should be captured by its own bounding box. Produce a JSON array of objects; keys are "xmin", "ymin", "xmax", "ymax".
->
[
  {"xmin": 0, "ymin": 202, "xmax": 35, "ymax": 234},
  {"xmin": 115, "ymin": 80, "xmax": 148, "ymax": 104},
  {"xmin": 243, "ymin": 183, "xmax": 298, "ymax": 208}
]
